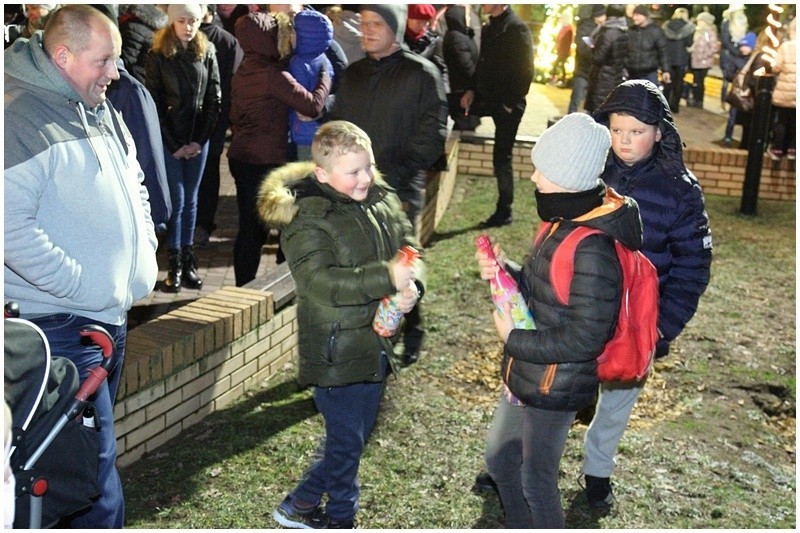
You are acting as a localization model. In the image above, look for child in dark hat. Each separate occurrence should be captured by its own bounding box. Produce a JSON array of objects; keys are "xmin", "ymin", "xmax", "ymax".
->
[{"xmin": 582, "ymin": 79, "xmax": 712, "ymax": 511}]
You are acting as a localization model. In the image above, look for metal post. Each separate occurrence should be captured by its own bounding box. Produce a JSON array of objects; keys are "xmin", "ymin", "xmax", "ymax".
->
[{"xmin": 740, "ymin": 74, "xmax": 775, "ymax": 215}]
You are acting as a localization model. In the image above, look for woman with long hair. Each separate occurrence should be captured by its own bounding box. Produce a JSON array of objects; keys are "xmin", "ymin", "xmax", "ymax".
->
[{"xmin": 146, "ymin": 4, "xmax": 221, "ymax": 292}]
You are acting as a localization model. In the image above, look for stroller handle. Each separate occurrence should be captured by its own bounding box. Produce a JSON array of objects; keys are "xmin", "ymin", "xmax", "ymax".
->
[{"xmin": 72, "ymin": 325, "xmax": 116, "ymax": 406}]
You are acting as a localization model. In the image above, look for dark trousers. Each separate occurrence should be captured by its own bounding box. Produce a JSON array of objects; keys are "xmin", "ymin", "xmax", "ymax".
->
[
  {"xmin": 568, "ymin": 76, "xmax": 589, "ymax": 114},
  {"xmin": 228, "ymin": 158, "xmax": 275, "ymax": 287},
  {"xmin": 28, "ymin": 314, "xmax": 128, "ymax": 528},
  {"xmin": 291, "ymin": 356, "xmax": 388, "ymax": 522},
  {"xmin": 490, "ymin": 105, "xmax": 525, "ymax": 217},
  {"xmin": 664, "ymin": 65, "xmax": 687, "ymax": 111},
  {"xmin": 195, "ymin": 124, "xmax": 228, "ymax": 234},
  {"xmin": 396, "ymin": 181, "xmax": 425, "ymax": 351},
  {"xmin": 485, "ymin": 395, "xmax": 576, "ymax": 528},
  {"xmin": 771, "ymin": 106, "xmax": 796, "ymax": 152},
  {"xmin": 691, "ymin": 68, "xmax": 709, "ymax": 106}
]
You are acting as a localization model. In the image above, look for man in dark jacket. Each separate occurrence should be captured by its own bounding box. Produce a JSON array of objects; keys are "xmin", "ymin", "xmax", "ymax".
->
[
  {"xmin": 92, "ymin": 3, "xmax": 172, "ymax": 233},
  {"xmin": 461, "ymin": 4, "xmax": 533, "ymax": 228},
  {"xmin": 568, "ymin": 4, "xmax": 605, "ymax": 114},
  {"xmin": 624, "ymin": 4, "xmax": 670, "ymax": 86},
  {"xmin": 442, "ymin": 4, "xmax": 480, "ymax": 130},
  {"xmin": 661, "ymin": 8, "xmax": 694, "ymax": 113},
  {"xmin": 585, "ymin": 4, "xmax": 628, "ymax": 113},
  {"xmin": 196, "ymin": 4, "xmax": 244, "ymax": 247},
  {"xmin": 332, "ymin": 3, "xmax": 447, "ymax": 365}
]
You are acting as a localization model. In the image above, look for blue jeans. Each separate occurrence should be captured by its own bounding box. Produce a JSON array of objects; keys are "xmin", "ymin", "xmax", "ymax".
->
[
  {"xmin": 290, "ymin": 357, "xmax": 388, "ymax": 522},
  {"xmin": 164, "ymin": 143, "xmax": 209, "ymax": 250},
  {"xmin": 28, "ymin": 314, "xmax": 128, "ymax": 528},
  {"xmin": 485, "ymin": 395, "xmax": 576, "ymax": 528}
]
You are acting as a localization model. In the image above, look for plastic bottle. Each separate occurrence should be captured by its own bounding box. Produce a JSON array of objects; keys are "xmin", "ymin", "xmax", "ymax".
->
[
  {"xmin": 373, "ymin": 246, "xmax": 420, "ymax": 337},
  {"xmin": 475, "ymin": 234, "xmax": 536, "ymax": 330}
]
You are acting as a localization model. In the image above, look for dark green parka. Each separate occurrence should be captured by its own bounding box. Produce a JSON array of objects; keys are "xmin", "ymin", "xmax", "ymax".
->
[{"xmin": 258, "ymin": 162, "xmax": 423, "ymax": 388}]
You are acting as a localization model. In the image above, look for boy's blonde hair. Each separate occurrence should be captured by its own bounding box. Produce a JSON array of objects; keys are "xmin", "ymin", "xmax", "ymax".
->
[{"xmin": 312, "ymin": 120, "xmax": 373, "ymax": 172}]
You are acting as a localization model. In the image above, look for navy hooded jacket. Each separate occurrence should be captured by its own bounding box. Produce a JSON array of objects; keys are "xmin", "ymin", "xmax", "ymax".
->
[
  {"xmin": 592, "ymin": 80, "xmax": 712, "ymax": 356},
  {"xmin": 107, "ymin": 60, "xmax": 172, "ymax": 231}
]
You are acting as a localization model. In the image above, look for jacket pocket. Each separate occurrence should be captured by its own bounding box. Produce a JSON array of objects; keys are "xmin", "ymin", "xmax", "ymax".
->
[{"xmin": 539, "ymin": 364, "xmax": 557, "ymax": 396}]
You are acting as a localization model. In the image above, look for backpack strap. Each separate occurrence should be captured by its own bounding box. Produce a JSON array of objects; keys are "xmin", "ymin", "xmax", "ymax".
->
[{"xmin": 550, "ymin": 226, "xmax": 604, "ymax": 306}]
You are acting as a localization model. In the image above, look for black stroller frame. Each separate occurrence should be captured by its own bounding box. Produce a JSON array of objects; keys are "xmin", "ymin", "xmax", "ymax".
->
[{"xmin": 4, "ymin": 303, "xmax": 117, "ymax": 528}]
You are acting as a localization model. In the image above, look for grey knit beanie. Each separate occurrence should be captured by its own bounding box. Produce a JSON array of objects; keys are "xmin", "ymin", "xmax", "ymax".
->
[
  {"xmin": 360, "ymin": 4, "xmax": 407, "ymax": 43},
  {"xmin": 167, "ymin": 4, "xmax": 203, "ymax": 26},
  {"xmin": 531, "ymin": 113, "xmax": 611, "ymax": 192}
]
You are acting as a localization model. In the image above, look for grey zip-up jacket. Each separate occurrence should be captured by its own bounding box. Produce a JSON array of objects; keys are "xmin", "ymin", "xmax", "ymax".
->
[{"xmin": 4, "ymin": 31, "xmax": 158, "ymax": 325}]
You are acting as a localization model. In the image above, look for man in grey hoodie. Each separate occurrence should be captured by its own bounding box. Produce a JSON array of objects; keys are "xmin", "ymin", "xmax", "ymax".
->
[{"xmin": 4, "ymin": 4, "xmax": 158, "ymax": 527}]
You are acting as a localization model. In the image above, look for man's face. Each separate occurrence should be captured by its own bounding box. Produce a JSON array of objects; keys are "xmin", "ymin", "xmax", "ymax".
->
[
  {"xmin": 608, "ymin": 113, "xmax": 662, "ymax": 166},
  {"xmin": 62, "ymin": 21, "xmax": 121, "ymax": 108},
  {"xmin": 632, "ymin": 13, "xmax": 648, "ymax": 27},
  {"xmin": 315, "ymin": 149, "xmax": 375, "ymax": 202},
  {"xmin": 360, "ymin": 10, "xmax": 396, "ymax": 60},
  {"xmin": 482, "ymin": 4, "xmax": 506, "ymax": 18},
  {"xmin": 26, "ymin": 4, "xmax": 51, "ymax": 25}
]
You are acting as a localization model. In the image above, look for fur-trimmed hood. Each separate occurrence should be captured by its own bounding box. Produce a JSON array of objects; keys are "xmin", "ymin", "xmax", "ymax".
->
[
  {"xmin": 121, "ymin": 4, "xmax": 168, "ymax": 31},
  {"xmin": 257, "ymin": 161, "xmax": 390, "ymax": 229},
  {"xmin": 236, "ymin": 11, "xmax": 294, "ymax": 62},
  {"xmin": 258, "ymin": 161, "xmax": 317, "ymax": 228}
]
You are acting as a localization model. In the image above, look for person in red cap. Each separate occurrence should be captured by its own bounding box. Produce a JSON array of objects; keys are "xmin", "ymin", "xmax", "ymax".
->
[{"xmin": 404, "ymin": 3, "xmax": 448, "ymax": 88}]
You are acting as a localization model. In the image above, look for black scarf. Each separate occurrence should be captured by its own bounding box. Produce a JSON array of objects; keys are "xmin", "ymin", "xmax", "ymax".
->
[{"xmin": 535, "ymin": 183, "xmax": 606, "ymax": 222}]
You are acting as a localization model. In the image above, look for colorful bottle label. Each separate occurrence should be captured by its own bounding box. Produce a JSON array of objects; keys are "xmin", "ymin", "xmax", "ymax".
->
[
  {"xmin": 373, "ymin": 246, "xmax": 420, "ymax": 337},
  {"xmin": 476, "ymin": 234, "xmax": 536, "ymax": 330}
]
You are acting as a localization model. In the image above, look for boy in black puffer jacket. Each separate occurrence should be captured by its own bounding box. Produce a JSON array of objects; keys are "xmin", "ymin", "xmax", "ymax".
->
[
  {"xmin": 582, "ymin": 79, "xmax": 713, "ymax": 511},
  {"xmin": 476, "ymin": 113, "xmax": 642, "ymax": 528}
]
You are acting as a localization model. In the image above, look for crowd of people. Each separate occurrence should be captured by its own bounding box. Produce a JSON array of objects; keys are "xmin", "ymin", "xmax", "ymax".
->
[{"xmin": 2, "ymin": 2, "xmax": 792, "ymax": 529}]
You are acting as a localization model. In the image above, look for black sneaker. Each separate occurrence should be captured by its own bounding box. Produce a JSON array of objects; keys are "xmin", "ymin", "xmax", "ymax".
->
[
  {"xmin": 479, "ymin": 212, "xmax": 512, "ymax": 228},
  {"xmin": 584, "ymin": 475, "xmax": 614, "ymax": 510},
  {"xmin": 473, "ymin": 471, "xmax": 497, "ymax": 493},
  {"xmin": 272, "ymin": 496, "xmax": 329, "ymax": 529}
]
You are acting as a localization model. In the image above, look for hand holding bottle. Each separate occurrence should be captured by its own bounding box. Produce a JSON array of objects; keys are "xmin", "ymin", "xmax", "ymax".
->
[
  {"xmin": 395, "ymin": 281, "xmax": 420, "ymax": 314},
  {"xmin": 389, "ymin": 254, "xmax": 417, "ymax": 291},
  {"xmin": 475, "ymin": 241, "xmax": 507, "ymax": 280},
  {"xmin": 493, "ymin": 300, "xmax": 514, "ymax": 343},
  {"xmin": 475, "ymin": 234, "xmax": 535, "ymax": 331}
]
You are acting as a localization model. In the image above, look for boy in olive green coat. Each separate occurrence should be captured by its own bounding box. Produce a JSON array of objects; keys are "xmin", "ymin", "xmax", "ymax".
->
[{"xmin": 258, "ymin": 120, "xmax": 424, "ymax": 528}]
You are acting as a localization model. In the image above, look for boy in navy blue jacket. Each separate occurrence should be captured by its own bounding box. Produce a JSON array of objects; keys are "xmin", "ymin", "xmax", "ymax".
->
[{"xmin": 583, "ymin": 79, "xmax": 713, "ymax": 510}]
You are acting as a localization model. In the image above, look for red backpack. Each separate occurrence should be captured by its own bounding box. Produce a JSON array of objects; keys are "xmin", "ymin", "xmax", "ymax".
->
[{"xmin": 537, "ymin": 223, "xmax": 659, "ymax": 382}]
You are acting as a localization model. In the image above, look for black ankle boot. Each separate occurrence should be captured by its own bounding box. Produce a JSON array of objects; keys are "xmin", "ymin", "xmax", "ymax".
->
[
  {"xmin": 163, "ymin": 249, "xmax": 182, "ymax": 292},
  {"xmin": 181, "ymin": 245, "xmax": 203, "ymax": 289}
]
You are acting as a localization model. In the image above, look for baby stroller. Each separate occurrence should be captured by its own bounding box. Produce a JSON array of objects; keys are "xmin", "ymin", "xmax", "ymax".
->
[{"xmin": 4, "ymin": 302, "xmax": 116, "ymax": 528}]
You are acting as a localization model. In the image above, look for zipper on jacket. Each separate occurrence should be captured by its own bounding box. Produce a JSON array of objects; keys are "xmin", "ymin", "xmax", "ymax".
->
[
  {"xmin": 539, "ymin": 364, "xmax": 557, "ymax": 396},
  {"xmin": 326, "ymin": 322, "xmax": 340, "ymax": 363}
]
